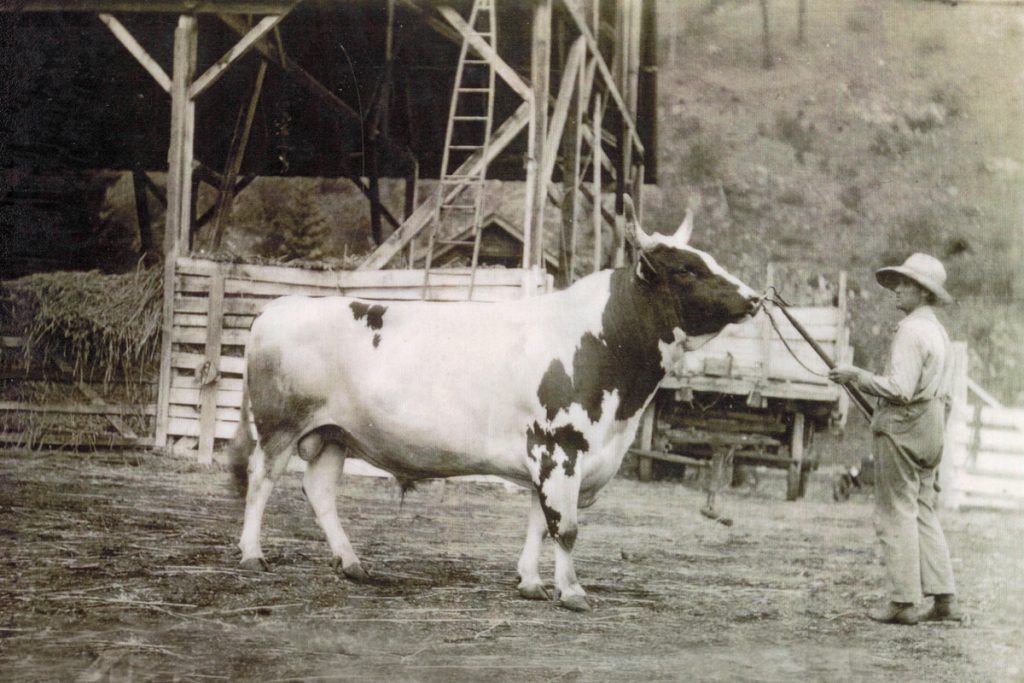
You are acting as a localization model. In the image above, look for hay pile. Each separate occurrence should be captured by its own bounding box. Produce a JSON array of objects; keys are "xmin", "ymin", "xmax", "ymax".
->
[
  {"xmin": 2, "ymin": 267, "xmax": 162, "ymax": 384},
  {"xmin": 1, "ymin": 267, "xmax": 163, "ymax": 448}
]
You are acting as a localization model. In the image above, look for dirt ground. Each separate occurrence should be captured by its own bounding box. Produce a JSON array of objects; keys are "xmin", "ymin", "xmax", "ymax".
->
[{"xmin": 0, "ymin": 449, "xmax": 1021, "ymax": 683}]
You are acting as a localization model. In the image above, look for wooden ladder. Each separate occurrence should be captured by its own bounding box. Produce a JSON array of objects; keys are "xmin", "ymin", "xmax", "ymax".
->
[{"xmin": 422, "ymin": 0, "xmax": 496, "ymax": 300}]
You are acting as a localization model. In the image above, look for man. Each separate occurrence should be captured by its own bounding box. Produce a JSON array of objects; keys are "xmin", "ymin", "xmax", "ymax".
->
[{"xmin": 829, "ymin": 253, "xmax": 962, "ymax": 626}]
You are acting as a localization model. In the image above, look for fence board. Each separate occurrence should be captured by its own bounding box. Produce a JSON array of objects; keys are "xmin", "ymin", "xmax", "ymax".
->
[
  {"xmin": 172, "ymin": 353, "xmax": 246, "ymax": 376},
  {"xmin": 979, "ymin": 405, "xmax": 1024, "ymax": 432},
  {"xmin": 168, "ymin": 386, "xmax": 244, "ymax": 408}
]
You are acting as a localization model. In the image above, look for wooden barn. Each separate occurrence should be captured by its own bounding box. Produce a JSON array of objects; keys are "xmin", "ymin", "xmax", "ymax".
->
[{"xmin": 1, "ymin": 0, "xmax": 658, "ymax": 463}]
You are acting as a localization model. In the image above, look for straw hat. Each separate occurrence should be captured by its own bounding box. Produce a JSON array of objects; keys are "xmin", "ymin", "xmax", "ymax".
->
[{"xmin": 875, "ymin": 253, "xmax": 953, "ymax": 304}]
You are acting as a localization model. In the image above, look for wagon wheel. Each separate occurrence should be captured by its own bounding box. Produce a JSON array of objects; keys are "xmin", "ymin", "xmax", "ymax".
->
[{"xmin": 785, "ymin": 413, "xmax": 808, "ymax": 501}]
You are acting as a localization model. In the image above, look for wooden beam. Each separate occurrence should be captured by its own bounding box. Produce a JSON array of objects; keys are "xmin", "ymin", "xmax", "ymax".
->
[
  {"xmin": 560, "ymin": 0, "xmax": 644, "ymax": 157},
  {"xmin": 217, "ymin": 14, "xmax": 359, "ymax": 130},
  {"xmin": 396, "ymin": 0, "xmax": 462, "ymax": 45},
  {"xmin": 525, "ymin": 0, "xmax": 551, "ymax": 270},
  {"xmin": 437, "ymin": 5, "xmax": 532, "ymax": 102},
  {"xmin": 211, "ymin": 59, "xmax": 266, "ymax": 250},
  {"xmin": 539, "ymin": 37, "xmax": 585, "ymax": 202},
  {"xmin": 98, "ymin": 13, "xmax": 171, "ymax": 93},
  {"xmin": 347, "ymin": 175, "xmax": 402, "ymax": 232},
  {"xmin": 13, "ymin": 2, "xmax": 297, "ymax": 14},
  {"xmin": 156, "ymin": 14, "xmax": 197, "ymax": 448},
  {"xmin": 563, "ymin": 40, "xmax": 587, "ymax": 284},
  {"xmin": 189, "ymin": 13, "xmax": 288, "ymax": 99},
  {"xmin": 357, "ymin": 101, "xmax": 531, "ymax": 270}
]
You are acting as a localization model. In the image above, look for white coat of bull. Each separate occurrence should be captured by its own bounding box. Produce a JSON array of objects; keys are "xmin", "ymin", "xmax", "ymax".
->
[{"xmin": 229, "ymin": 213, "xmax": 759, "ymax": 611}]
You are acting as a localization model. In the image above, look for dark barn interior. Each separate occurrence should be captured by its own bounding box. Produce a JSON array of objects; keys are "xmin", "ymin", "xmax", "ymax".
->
[{"xmin": 0, "ymin": 1, "xmax": 657, "ymax": 277}]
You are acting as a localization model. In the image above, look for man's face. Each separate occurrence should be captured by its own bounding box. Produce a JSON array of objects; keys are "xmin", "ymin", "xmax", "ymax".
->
[{"xmin": 892, "ymin": 276, "xmax": 928, "ymax": 314}]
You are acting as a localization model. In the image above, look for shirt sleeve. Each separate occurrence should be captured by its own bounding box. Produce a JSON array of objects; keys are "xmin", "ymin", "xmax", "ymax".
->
[{"xmin": 853, "ymin": 323, "xmax": 925, "ymax": 404}]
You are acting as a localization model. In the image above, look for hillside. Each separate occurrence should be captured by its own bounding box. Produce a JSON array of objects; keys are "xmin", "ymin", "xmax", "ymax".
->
[{"xmin": 644, "ymin": 0, "xmax": 1023, "ymax": 410}]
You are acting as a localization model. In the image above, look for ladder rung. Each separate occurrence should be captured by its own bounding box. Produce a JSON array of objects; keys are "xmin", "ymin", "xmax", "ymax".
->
[
  {"xmin": 441, "ymin": 176, "xmax": 484, "ymax": 183},
  {"xmin": 453, "ymin": 115, "xmax": 489, "ymax": 121},
  {"xmin": 441, "ymin": 204, "xmax": 478, "ymax": 210},
  {"xmin": 464, "ymin": 58, "xmax": 490, "ymax": 64},
  {"xmin": 458, "ymin": 87, "xmax": 490, "ymax": 93},
  {"xmin": 449, "ymin": 145, "xmax": 485, "ymax": 150}
]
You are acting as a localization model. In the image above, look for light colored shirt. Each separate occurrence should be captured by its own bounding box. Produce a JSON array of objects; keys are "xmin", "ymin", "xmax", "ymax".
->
[{"xmin": 854, "ymin": 306, "xmax": 952, "ymax": 405}]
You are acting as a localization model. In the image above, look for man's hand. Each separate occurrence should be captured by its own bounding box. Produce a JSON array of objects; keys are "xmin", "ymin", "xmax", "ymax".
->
[{"xmin": 828, "ymin": 364, "xmax": 861, "ymax": 385}]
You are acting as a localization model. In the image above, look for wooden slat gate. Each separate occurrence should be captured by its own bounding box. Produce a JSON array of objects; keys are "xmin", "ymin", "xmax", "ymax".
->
[
  {"xmin": 941, "ymin": 346, "xmax": 1024, "ymax": 510},
  {"xmin": 157, "ymin": 257, "xmax": 551, "ymax": 463}
]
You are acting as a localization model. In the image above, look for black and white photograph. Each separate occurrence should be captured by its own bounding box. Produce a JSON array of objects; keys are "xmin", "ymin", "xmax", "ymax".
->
[{"xmin": 1, "ymin": 0, "xmax": 1022, "ymax": 680}]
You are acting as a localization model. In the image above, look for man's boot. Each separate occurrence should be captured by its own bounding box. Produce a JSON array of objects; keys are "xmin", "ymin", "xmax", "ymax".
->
[
  {"xmin": 919, "ymin": 594, "xmax": 963, "ymax": 622},
  {"xmin": 869, "ymin": 601, "xmax": 919, "ymax": 625}
]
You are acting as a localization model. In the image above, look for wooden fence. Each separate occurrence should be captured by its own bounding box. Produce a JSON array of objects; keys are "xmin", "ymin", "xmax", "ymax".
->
[
  {"xmin": 158, "ymin": 257, "xmax": 551, "ymax": 463},
  {"xmin": 941, "ymin": 348, "xmax": 1024, "ymax": 510}
]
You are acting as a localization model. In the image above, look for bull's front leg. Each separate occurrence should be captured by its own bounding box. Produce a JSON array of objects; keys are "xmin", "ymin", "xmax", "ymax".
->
[
  {"xmin": 526, "ymin": 436, "xmax": 589, "ymax": 611},
  {"xmin": 516, "ymin": 490, "xmax": 551, "ymax": 601}
]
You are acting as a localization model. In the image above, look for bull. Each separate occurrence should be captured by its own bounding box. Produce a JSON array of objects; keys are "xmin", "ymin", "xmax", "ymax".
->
[{"xmin": 228, "ymin": 212, "xmax": 759, "ymax": 611}]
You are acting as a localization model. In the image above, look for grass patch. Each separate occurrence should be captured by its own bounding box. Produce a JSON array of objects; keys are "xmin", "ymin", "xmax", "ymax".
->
[
  {"xmin": 774, "ymin": 110, "xmax": 816, "ymax": 164},
  {"xmin": 682, "ymin": 134, "xmax": 725, "ymax": 183}
]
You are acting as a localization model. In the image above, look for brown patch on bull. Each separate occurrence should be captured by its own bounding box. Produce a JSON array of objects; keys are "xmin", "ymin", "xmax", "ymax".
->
[
  {"xmin": 526, "ymin": 422, "xmax": 589, "ymax": 542},
  {"xmin": 349, "ymin": 302, "xmax": 388, "ymax": 349}
]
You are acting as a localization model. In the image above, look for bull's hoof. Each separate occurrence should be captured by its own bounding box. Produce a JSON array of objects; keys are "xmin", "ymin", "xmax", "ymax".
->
[
  {"xmin": 240, "ymin": 556, "xmax": 269, "ymax": 572},
  {"xmin": 330, "ymin": 557, "xmax": 369, "ymax": 582},
  {"xmin": 557, "ymin": 594, "xmax": 591, "ymax": 612},
  {"xmin": 517, "ymin": 582, "xmax": 551, "ymax": 601}
]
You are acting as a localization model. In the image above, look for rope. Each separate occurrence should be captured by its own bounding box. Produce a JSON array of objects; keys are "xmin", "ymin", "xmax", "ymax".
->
[{"xmin": 762, "ymin": 297, "xmax": 831, "ymax": 378}]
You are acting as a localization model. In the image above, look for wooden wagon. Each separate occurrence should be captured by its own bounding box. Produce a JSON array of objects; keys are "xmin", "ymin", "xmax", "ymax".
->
[{"xmin": 633, "ymin": 270, "xmax": 852, "ymax": 501}]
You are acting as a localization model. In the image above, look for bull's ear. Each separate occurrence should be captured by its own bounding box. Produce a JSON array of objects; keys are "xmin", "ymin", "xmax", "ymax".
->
[{"xmin": 634, "ymin": 249, "xmax": 659, "ymax": 283}]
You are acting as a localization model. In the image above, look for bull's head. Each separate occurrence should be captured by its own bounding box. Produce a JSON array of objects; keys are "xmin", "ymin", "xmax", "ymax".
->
[{"xmin": 633, "ymin": 209, "xmax": 760, "ymax": 338}]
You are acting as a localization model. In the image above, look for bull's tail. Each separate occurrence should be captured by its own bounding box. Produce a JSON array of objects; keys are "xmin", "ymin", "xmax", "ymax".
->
[{"xmin": 226, "ymin": 380, "xmax": 254, "ymax": 497}]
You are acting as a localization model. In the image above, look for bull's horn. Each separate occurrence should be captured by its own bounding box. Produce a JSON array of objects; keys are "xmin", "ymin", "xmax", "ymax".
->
[
  {"xmin": 635, "ymin": 225, "xmax": 658, "ymax": 251},
  {"xmin": 671, "ymin": 209, "xmax": 694, "ymax": 248}
]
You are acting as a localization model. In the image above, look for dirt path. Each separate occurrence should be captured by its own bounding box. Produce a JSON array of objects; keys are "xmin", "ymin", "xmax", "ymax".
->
[{"xmin": 0, "ymin": 450, "xmax": 1020, "ymax": 682}]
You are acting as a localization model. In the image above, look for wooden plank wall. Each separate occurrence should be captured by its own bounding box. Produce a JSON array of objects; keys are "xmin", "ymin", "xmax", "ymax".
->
[{"xmin": 164, "ymin": 257, "xmax": 550, "ymax": 463}]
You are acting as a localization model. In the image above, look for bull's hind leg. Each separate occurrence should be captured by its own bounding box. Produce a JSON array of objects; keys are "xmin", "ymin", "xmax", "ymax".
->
[
  {"xmin": 516, "ymin": 490, "xmax": 551, "ymax": 601},
  {"xmin": 238, "ymin": 444, "xmax": 289, "ymax": 570},
  {"xmin": 302, "ymin": 440, "xmax": 368, "ymax": 582}
]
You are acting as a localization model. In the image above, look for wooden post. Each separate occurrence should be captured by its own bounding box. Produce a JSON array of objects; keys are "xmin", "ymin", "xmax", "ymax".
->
[
  {"xmin": 368, "ymin": 0, "xmax": 395, "ymax": 247},
  {"xmin": 760, "ymin": 263, "xmax": 775, "ymax": 386},
  {"xmin": 197, "ymin": 270, "xmax": 225, "ymax": 465},
  {"xmin": 156, "ymin": 15, "xmax": 198, "ymax": 448},
  {"xmin": 786, "ymin": 412, "xmax": 805, "ymax": 501},
  {"xmin": 132, "ymin": 167, "xmax": 155, "ymax": 263},
  {"xmin": 592, "ymin": 93, "xmax": 603, "ymax": 273},
  {"xmin": 564, "ymin": 38, "xmax": 587, "ymax": 284},
  {"xmin": 797, "ymin": 0, "xmax": 807, "ymax": 46},
  {"xmin": 760, "ymin": 0, "xmax": 773, "ymax": 69},
  {"xmin": 638, "ymin": 399, "xmax": 655, "ymax": 481},
  {"xmin": 539, "ymin": 37, "xmax": 583, "ymax": 287},
  {"xmin": 525, "ymin": 0, "xmax": 551, "ymax": 271},
  {"xmin": 939, "ymin": 341, "xmax": 969, "ymax": 509},
  {"xmin": 405, "ymin": 158, "xmax": 419, "ymax": 268}
]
